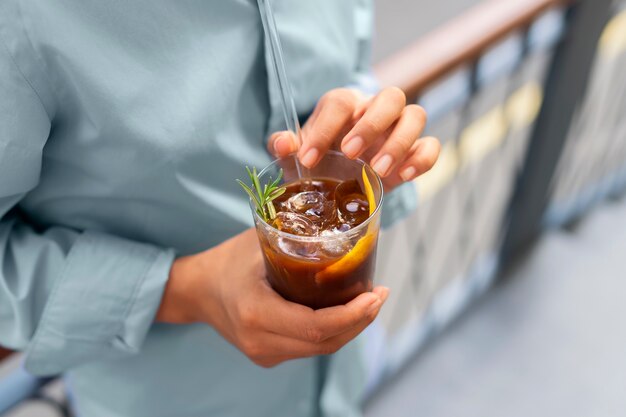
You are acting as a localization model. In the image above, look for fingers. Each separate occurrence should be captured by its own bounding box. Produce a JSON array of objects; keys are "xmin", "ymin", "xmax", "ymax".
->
[
  {"xmin": 246, "ymin": 313, "xmax": 371, "ymax": 367},
  {"xmin": 297, "ymin": 89, "xmax": 360, "ymax": 168},
  {"xmin": 396, "ymin": 136, "xmax": 441, "ymax": 182},
  {"xmin": 259, "ymin": 285, "xmax": 388, "ymax": 344},
  {"xmin": 265, "ymin": 87, "xmax": 437, "ymax": 189},
  {"xmin": 308, "ymin": 288, "xmax": 386, "ymax": 341},
  {"xmin": 267, "ymin": 131, "xmax": 298, "ymax": 158},
  {"xmin": 340, "ymin": 87, "xmax": 407, "ymax": 161},
  {"xmin": 250, "ymin": 287, "xmax": 390, "ymax": 368},
  {"xmin": 368, "ymin": 104, "xmax": 427, "ymax": 178},
  {"xmin": 255, "ymin": 310, "xmax": 378, "ymax": 367}
]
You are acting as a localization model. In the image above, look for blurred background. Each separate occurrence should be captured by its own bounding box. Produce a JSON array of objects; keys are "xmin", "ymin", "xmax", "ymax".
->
[{"xmin": 2, "ymin": 0, "xmax": 625, "ymax": 416}]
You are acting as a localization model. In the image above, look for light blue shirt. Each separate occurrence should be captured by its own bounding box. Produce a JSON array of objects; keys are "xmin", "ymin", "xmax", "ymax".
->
[{"xmin": 0, "ymin": 1, "xmax": 416, "ymax": 416}]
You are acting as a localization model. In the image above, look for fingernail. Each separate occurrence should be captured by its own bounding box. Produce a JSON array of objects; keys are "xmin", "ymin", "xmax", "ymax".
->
[
  {"xmin": 301, "ymin": 147, "xmax": 319, "ymax": 168},
  {"xmin": 399, "ymin": 166, "xmax": 418, "ymax": 182},
  {"xmin": 342, "ymin": 136, "xmax": 364, "ymax": 159},
  {"xmin": 367, "ymin": 298, "xmax": 382, "ymax": 313},
  {"xmin": 372, "ymin": 154, "xmax": 393, "ymax": 177},
  {"xmin": 372, "ymin": 286, "xmax": 390, "ymax": 302},
  {"xmin": 273, "ymin": 134, "xmax": 287, "ymax": 154},
  {"xmin": 380, "ymin": 287, "xmax": 390, "ymax": 303}
]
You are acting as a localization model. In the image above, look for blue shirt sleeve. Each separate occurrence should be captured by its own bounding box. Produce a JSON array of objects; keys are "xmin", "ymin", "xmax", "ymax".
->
[{"xmin": 0, "ymin": 37, "xmax": 175, "ymax": 376}]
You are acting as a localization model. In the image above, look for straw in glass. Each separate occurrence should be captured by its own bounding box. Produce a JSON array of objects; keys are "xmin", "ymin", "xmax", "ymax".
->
[{"xmin": 257, "ymin": 0, "xmax": 310, "ymax": 181}]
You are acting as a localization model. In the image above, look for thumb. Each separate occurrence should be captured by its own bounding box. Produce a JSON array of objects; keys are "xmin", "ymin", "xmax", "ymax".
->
[{"xmin": 267, "ymin": 131, "xmax": 299, "ymax": 158}]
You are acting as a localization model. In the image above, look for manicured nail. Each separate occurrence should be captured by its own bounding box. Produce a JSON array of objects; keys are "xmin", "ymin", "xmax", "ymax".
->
[
  {"xmin": 273, "ymin": 134, "xmax": 290, "ymax": 155},
  {"xmin": 380, "ymin": 287, "xmax": 390, "ymax": 303},
  {"xmin": 342, "ymin": 136, "xmax": 364, "ymax": 159},
  {"xmin": 372, "ymin": 286, "xmax": 390, "ymax": 302},
  {"xmin": 367, "ymin": 297, "xmax": 382, "ymax": 313},
  {"xmin": 372, "ymin": 154, "xmax": 393, "ymax": 177},
  {"xmin": 399, "ymin": 166, "xmax": 418, "ymax": 182},
  {"xmin": 300, "ymin": 147, "xmax": 320, "ymax": 168}
]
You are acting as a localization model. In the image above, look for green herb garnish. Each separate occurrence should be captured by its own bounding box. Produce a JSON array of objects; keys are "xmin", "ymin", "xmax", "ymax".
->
[{"xmin": 237, "ymin": 166, "xmax": 287, "ymax": 222}]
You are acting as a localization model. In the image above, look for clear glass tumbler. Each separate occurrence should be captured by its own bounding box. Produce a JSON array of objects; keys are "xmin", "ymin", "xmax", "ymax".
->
[{"xmin": 251, "ymin": 151, "xmax": 384, "ymax": 309}]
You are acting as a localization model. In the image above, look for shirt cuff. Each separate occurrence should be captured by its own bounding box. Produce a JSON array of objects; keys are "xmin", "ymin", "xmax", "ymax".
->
[
  {"xmin": 24, "ymin": 230, "xmax": 175, "ymax": 376},
  {"xmin": 346, "ymin": 72, "xmax": 381, "ymax": 97},
  {"xmin": 381, "ymin": 182, "xmax": 418, "ymax": 229}
]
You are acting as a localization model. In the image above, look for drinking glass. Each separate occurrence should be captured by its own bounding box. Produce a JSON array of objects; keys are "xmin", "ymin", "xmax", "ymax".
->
[{"xmin": 251, "ymin": 151, "xmax": 384, "ymax": 309}]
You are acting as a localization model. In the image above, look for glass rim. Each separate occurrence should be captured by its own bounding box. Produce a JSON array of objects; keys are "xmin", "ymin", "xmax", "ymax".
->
[{"xmin": 252, "ymin": 150, "xmax": 384, "ymax": 242}]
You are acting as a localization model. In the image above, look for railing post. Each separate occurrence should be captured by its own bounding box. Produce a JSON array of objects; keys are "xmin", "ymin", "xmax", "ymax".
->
[{"xmin": 502, "ymin": 0, "xmax": 613, "ymax": 259}]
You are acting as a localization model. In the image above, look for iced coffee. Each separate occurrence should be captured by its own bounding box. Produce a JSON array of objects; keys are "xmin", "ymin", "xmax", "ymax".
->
[{"xmin": 240, "ymin": 151, "xmax": 383, "ymax": 309}]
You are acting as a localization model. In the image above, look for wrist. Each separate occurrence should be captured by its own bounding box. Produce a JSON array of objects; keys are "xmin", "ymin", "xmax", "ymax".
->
[{"xmin": 156, "ymin": 255, "xmax": 204, "ymax": 324}]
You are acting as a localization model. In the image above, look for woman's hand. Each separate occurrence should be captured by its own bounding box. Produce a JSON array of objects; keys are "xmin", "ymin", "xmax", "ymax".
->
[
  {"xmin": 156, "ymin": 228, "xmax": 389, "ymax": 368},
  {"xmin": 268, "ymin": 87, "xmax": 440, "ymax": 190}
]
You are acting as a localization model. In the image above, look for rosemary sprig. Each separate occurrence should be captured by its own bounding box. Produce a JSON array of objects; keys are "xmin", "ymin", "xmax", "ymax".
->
[{"xmin": 237, "ymin": 166, "xmax": 287, "ymax": 222}]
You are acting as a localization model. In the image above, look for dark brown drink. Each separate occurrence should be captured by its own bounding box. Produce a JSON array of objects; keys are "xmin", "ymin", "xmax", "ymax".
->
[{"xmin": 258, "ymin": 178, "xmax": 378, "ymax": 309}]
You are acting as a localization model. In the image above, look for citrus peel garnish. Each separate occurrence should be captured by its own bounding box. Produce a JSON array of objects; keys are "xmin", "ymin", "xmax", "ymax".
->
[
  {"xmin": 362, "ymin": 166, "xmax": 376, "ymax": 216},
  {"xmin": 315, "ymin": 166, "xmax": 378, "ymax": 284}
]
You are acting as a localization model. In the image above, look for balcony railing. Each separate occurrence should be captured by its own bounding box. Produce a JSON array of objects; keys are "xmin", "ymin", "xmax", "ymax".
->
[
  {"xmin": 375, "ymin": 0, "xmax": 567, "ymax": 101},
  {"xmin": 362, "ymin": 0, "xmax": 618, "ymax": 395}
]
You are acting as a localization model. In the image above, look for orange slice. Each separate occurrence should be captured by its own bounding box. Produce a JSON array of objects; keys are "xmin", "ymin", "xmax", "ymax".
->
[
  {"xmin": 315, "ymin": 166, "xmax": 377, "ymax": 284},
  {"xmin": 362, "ymin": 166, "xmax": 376, "ymax": 216}
]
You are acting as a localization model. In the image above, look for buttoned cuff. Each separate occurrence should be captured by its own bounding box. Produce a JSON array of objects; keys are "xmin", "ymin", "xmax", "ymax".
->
[{"xmin": 24, "ymin": 231, "xmax": 175, "ymax": 376}]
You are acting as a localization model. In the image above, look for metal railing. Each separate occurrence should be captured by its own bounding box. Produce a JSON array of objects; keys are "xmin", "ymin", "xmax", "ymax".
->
[
  {"xmin": 544, "ymin": 2, "xmax": 626, "ymax": 228},
  {"xmin": 504, "ymin": 0, "xmax": 615, "ymax": 255},
  {"xmin": 363, "ymin": 0, "xmax": 621, "ymax": 395},
  {"xmin": 376, "ymin": 0, "xmax": 567, "ymax": 101}
]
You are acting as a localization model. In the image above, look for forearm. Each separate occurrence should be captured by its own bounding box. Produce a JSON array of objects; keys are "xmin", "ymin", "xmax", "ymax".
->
[{"xmin": 156, "ymin": 242, "xmax": 230, "ymax": 333}]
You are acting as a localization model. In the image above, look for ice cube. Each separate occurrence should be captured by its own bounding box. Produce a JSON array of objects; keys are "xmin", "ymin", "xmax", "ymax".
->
[
  {"xmin": 276, "ymin": 237, "xmax": 320, "ymax": 260},
  {"xmin": 287, "ymin": 191, "xmax": 326, "ymax": 216},
  {"xmin": 334, "ymin": 223, "xmax": 352, "ymax": 233},
  {"xmin": 334, "ymin": 179, "xmax": 370, "ymax": 226},
  {"xmin": 287, "ymin": 190, "xmax": 338, "ymax": 229},
  {"xmin": 319, "ymin": 229, "xmax": 354, "ymax": 258},
  {"xmin": 274, "ymin": 211, "xmax": 319, "ymax": 236},
  {"xmin": 318, "ymin": 199, "xmax": 339, "ymax": 229}
]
